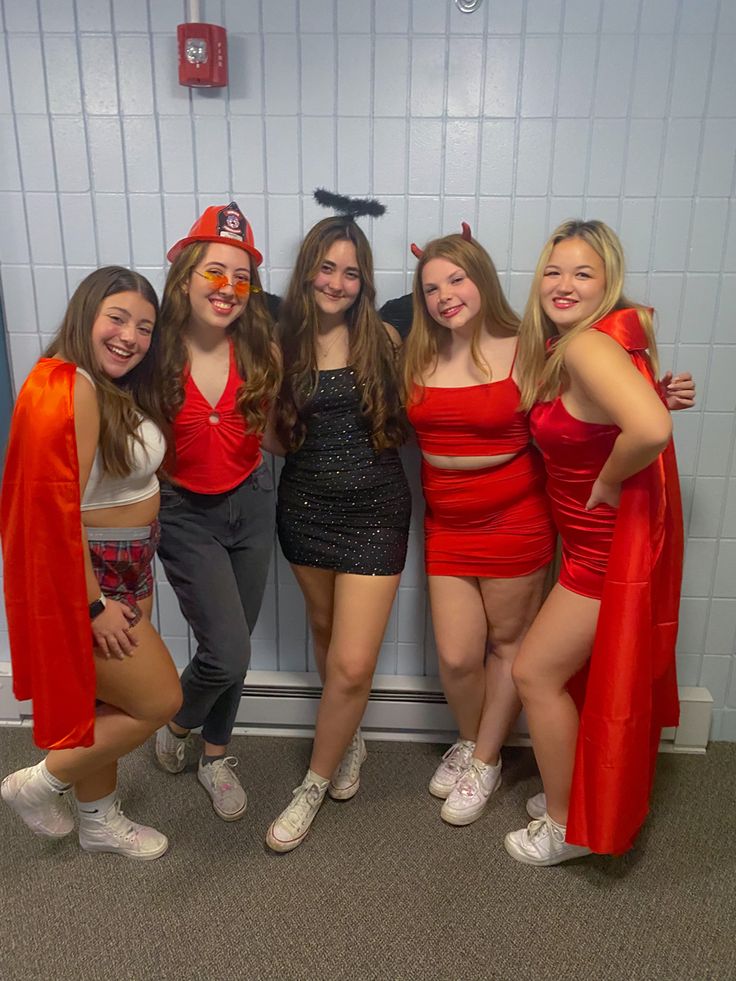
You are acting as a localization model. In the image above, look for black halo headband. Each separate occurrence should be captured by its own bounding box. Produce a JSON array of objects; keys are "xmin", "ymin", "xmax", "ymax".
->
[{"xmin": 313, "ymin": 188, "xmax": 386, "ymax": 220}]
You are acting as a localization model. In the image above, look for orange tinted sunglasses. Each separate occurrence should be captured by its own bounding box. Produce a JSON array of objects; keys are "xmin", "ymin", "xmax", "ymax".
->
[{"xmin": 194, "ymin": 269, "xmax": 261, "ymax": 298}]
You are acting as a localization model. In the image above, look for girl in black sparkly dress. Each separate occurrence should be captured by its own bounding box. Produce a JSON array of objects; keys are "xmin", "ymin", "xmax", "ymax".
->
[{"xmin": 264, "ymin": 196, "xmax": 411, "ymax": 852}]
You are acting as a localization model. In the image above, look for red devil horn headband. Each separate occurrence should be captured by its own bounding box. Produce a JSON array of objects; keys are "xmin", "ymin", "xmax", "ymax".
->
[{"xmin": 410, "ymin": 222, "xmax": 473, "ymax": 260}]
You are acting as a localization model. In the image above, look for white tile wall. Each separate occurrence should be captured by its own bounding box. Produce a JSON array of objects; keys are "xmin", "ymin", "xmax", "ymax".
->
[{"xmin": 1, "ymin": 0, "xmax": 735, "ymax": 736}]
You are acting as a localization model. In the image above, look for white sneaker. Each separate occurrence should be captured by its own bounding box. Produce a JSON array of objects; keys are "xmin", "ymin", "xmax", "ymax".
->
[
  {"xmin": 79, "ymin": 800, "xmax": 168, "ymax": 860},
  {"xmin": 155, "ymin": 725, "xmax": 192, "ymax": 774},
  {"xmin": 440, "ymin": 757, "xmax": 502, "ymax": 826},
  {"xmin": 504, "ymin": 816, "xmax": 592, "ymax": 867},
  {"xmin": 1, "ymin": 763, "xmax": 74, "ymax": 838},
  {"xmin": 526, "ymin": 791, "xmax": 546, "ymax": 820},
  {"xmin": 428, "ymin": 739, "xmax": 476, "ymax": 799},
  {"xmin": 266, "ymin": 776, "xmax": 327, "ymax": 853},
  {"xmin": 328, "ymin": 730, "xmax": 367, "ymax": 801},
  {"xmin": 197, "ymin": 756, "xmax": 247, "ymax": 821}
]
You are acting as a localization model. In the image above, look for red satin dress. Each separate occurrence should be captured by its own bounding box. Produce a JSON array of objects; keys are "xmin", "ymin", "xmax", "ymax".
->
[
  {"xmin": 531, "ymin": 308, "xmax": 683, "ymax": 855},
  {"xmin": 407, "ymin": 355, "xmax": 555, "ymax": 578},
  {"xmin": 529, "ymin": 399, "xmax": 618, "ymax": 599}
]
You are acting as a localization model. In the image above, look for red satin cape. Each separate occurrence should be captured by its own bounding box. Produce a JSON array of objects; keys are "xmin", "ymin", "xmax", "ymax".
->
[
  {"xmin": 565, "ymin": 309, "xmax": 683, "ymax": 855},
  {"xmin": 0, "ymin": 359, "xmax": 96, "ymax": 749}
]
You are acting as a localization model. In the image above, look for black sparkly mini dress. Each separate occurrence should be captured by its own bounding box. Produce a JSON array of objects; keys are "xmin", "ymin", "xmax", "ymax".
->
[{"xmin": 277, "ymin": 367, "xmax": 412, "ymax": 575}]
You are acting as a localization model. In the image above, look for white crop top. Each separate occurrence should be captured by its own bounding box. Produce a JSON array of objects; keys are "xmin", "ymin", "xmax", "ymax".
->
[{"xmin": 77, "ymin": 368, "xmax": 166, "ymax": 511}]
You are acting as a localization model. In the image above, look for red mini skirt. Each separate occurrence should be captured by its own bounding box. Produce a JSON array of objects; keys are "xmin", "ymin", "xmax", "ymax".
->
[{"xmin": 421, "ymin": 447, "xmax": 556, "ymax": 578}]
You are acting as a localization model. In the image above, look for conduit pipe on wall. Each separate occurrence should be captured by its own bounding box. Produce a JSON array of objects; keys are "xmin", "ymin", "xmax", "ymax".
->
[{"xmin": 177, "ymin": 0, "xmax": 228, "ymax": 88}]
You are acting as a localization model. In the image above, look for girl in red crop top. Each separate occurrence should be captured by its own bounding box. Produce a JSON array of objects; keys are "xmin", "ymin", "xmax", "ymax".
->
[
  {"xmin": 153, "ymin": 203, "xmax": 281, "ymax": 821},
  {"xmin": 505, "ymin": 220, "xmax": 686, "ymax": 867},
  {"xmin": 404, "ymin": 228, "xmax": 556, "ymax": 829}
]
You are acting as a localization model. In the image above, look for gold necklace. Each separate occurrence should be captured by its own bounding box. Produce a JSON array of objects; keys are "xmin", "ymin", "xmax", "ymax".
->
[{"xmin": 316, "ymin": 326, "xmax": 347, "ymax": 361}]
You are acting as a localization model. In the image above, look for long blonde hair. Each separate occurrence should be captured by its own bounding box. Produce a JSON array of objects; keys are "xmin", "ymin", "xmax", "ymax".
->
[
  {"xmin": 518, "ymin": 219, "xmax": 659, "ymax": 410},
  {"xmin": 276, "ymin": 216, "xmax": 405, "ymax": 453},
  {"xmin": 403, "ymin": 233, "xmax": 519, "ymax": 396},
  {"xmin": 159, "ymin": 242, "xmax": 281, "ymax": 434}
]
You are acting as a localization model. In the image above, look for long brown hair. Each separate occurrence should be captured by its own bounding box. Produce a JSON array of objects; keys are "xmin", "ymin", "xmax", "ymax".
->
[
  {"xmin": 275, "ymin": 216, "xmax": 405, "ymax": 453},
  {"xmin": 44, "ymin": 266, "xmax": 167, "ymax": 478},
  {"xmin": 159, "ymin": 242, "xmax": 281, "ymax": 434},
  {"xmin": 403, "ymin": 232, "xmax": 520, "ymax": 395},
  {"xmin": 518, "ymin": 219, "xmax": 659, "ymax": 410}
]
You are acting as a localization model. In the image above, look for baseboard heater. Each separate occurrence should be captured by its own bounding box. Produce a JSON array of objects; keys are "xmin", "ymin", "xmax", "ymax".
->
[
  {"xmin": 0, "ymin": 668, "xmax": 713, "ymax": 754},
  {"xmin": 232, "ymin": 671, "xmax": 712, "ymax": 755}
]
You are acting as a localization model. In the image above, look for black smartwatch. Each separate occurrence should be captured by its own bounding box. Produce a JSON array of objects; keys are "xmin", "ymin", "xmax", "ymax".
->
[{"xmin": 89, "ymin": 595, "xmax": 107, "ymax": 620}]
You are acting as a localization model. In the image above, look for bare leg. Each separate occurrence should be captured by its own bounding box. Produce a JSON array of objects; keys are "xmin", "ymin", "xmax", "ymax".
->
[
  {"xmin": 265, "ymin": 568, "xmax": 399, "ymax": 853},
  {"xmin": 428, "ymin": 576, "xmax": 487, "ymax": 742},
  {"xmin": 291, "ymin": 564, "xmax": 336, "ymax": 683},
  {"xmin": 308, "ymin": 572, "xmax": 400, "ymax": 779},
  {"xmin": 429, "ymin": 568, "xmax": 547, "ymax": 761},
  {"xmin": 512, "ymin": 583, "xmax": 600, "ymax": 825},
  {"xmin": 474, "ymin": 568, "xmax": 547, "ymax": 765},
  {"xmin": 46, "ymin": 615, "xmax": 182, "ymax": 791}
]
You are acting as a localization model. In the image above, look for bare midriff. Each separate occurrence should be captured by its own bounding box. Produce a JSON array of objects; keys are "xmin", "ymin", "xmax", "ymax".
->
[
  {"xmin": 82, "ymin": 492, "xmax": 160, "ymax": 529},
  {"xmin": 421, "ymin": 450, "xmax": 518, "ymax": 470}
]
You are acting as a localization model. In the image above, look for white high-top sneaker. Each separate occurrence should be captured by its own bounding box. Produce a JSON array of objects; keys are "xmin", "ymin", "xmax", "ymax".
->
[
  {"xmin": 328, "ymin": 731, "xmax": 367, "ymax": 801},
  {"xmin": 1, "ymin": 763, "xmax": 74, "ymax": 838},
  {"xmin": 79, "ymin": 800, "xmax": 168, "ymax": 860},
  {"xmin": 266, "ymin": 776, "xmax": 328, "ymax": 853}
]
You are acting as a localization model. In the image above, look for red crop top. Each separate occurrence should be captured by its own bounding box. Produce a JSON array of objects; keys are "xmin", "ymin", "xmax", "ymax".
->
[
  {"xmin": 407, "ymin": 362, "xmax": 530, "ymax": 457},
  {"xmin": 171, "ymin": 344, "xmax": 262, "ymax": 494}
]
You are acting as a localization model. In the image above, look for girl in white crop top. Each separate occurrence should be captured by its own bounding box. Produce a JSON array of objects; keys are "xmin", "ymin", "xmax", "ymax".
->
[
  {"xmin": 81, "ymin": 416, "xmax": 165, "ymax": 510},
  {"xmin": 1, "ymin": 266, "xmax": 181, "ymax": 863},
  {"xmin": 78, "ymin": 366, "xmax": 166, "ymax": 511}
]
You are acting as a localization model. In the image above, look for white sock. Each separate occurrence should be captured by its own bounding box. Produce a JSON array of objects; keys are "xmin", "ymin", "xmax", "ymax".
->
[
  {"xmin": 39, "ymin": 760, "xmax": 71, "ymax": 792},
  {"xmin": 471, "ymin": 756, "xmax": 501, "ymax": 772},
  {"xmin": 306, "ymin": 769, "xmax": 329, "ymax": 792},
  {"xmin": 546, "ymin": 814, "xmax": 567, "ymax": 835},
  {"xmin": 76, "ymin": 790, "xmax": 117, "ymax": 821}
]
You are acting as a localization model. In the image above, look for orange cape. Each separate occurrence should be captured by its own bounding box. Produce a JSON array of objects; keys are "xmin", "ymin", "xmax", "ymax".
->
[
  {"xmin": 565, "ymin": 309, "xmax": 683, "ymax": 855},
  {"xmin": 0, "ymin": 359, "xmax": 95, "ymax": 749}
]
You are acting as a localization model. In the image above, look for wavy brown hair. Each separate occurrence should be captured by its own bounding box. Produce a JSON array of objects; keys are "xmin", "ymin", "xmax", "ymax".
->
[
  {"xmin": 275, "ymin": 216, "xmax": 405, "ymax": 453},
  {"xmin": 159, "ymin": 242, "xmax": 281, "ymax": 436},
  {"xmin": 517, "ymin": 219, "xmax": 659, "ymax": 410},
  {"xmin": 44, "ymin": 266, "xmax": 167, "ymax": 478},
  {"xmin": 403, "ymin": 232, "xmax": 520, "ymax": 396}
]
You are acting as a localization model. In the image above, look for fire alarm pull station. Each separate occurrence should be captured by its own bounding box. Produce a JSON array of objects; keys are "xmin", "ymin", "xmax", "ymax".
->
[{"xmin": 177, "ymin": 23, "xmax": 228, "ymax": 88}]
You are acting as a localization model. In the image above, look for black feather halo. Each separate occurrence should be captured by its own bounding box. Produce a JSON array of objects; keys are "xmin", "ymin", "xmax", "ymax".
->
[{"xmin": 314, "ymin": 188, "xmax": 386, "ymax": 219}]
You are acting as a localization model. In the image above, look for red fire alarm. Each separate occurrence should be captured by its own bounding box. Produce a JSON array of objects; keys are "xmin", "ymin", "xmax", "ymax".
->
[{"xmin": 177, "ymin": 23, "xmax": 228, "ymax": 88}]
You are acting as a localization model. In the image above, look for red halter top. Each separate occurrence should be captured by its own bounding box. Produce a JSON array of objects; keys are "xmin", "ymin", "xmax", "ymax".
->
[{"xmin": 171, "ymin": 343, "xmax": 262, "ymax": 494}]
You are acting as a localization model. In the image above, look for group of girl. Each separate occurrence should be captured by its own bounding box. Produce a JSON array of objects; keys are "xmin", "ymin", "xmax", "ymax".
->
[{"xmin": 1, "ymin": 194, "xmax": 693, "ymax": 866}]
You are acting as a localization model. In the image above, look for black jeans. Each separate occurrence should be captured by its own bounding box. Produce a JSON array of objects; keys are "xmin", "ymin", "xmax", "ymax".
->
[{"xmin": 157, "ymin": 462, "xmax": 274, "ymax": 746}]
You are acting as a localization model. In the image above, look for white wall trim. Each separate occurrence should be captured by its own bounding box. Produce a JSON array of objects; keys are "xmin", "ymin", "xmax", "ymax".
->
[{"xmin": 1, "ymin": 668, "xmax": 709, "ymax": 754}]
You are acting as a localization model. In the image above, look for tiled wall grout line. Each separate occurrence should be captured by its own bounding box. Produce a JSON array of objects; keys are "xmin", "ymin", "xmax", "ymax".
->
[
  {"xmin": 145, "ymin": 0, "xmax": 170, "ymax": 642},
  {"xmin": 543, "ymin": 1, "xmax": 565, "ymax": 234},
  {"xmin": 506, "ymin": 0, "xmax": 527, "ymax": 281},
  {"xmin": 2, "ymin": 10, "xmax": 42, "ymax": 379},
  {"xmin": 0, "ymin": 0, "xmax": 734, "ymax": 723},
  {"xmin": 579, "ymin": 0, "xmax": 605, "ymax": 218},
  {"xmin": 471, "ymin": 0, "xmax": 490, "ymax": 235},
  {"xmin": 108, "ymin": 0, "xmax": 136, "ymax": 274}
]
